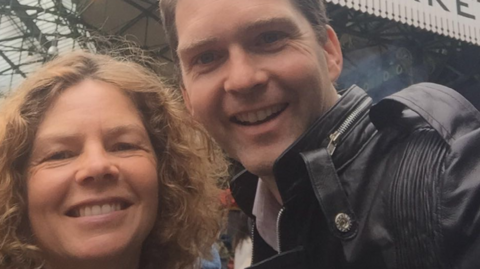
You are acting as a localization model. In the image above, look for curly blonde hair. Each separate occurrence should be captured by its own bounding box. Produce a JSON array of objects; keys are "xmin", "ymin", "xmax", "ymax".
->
[{"xmin": 0, "ymin": 51, "xmax": 229, "ymax": 269}]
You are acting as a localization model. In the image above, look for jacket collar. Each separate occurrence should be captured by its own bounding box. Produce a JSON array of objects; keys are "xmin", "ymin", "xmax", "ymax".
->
[{"xmin": 231, "ymin": 86, "xmax": 374, "ymax": 217}]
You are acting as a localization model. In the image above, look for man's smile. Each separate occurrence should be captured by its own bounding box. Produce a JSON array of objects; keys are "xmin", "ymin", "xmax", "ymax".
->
[{"xmin": 231, "ymin": 103, "xmax": 288, "ymax": 126}]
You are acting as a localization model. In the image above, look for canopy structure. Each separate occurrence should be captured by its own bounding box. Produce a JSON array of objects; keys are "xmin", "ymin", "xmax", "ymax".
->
[
  {"xmin": 0, "ymin": 0, "xmax": 174, "ymax": 96},
  {"xmin": 326, "ymin": 0, "xmax": 480, "ymax": 46},
  {"xmin": 1, "ymin": 0, "xmax": 479, "ymax": 105},
  {"xmin": 0, "ymin": 0, "xmax": 95, "ymax": 96},
  {"xmin": 325, "ymin": 1, "xmax": 480, "ymax": 102}
]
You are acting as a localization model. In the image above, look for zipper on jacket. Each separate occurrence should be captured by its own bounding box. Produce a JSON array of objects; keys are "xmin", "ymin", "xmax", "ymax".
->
[
  {"xmin": 251, "ymin": 221, "xmax": 256, "ymax": 263},
  {"xmin": 276, "ymin": 207, "xmax": 285, "ymax": 253},
  {"xmin": 327, "ymin": 98, "xmax": 370, "ymax": 156}
]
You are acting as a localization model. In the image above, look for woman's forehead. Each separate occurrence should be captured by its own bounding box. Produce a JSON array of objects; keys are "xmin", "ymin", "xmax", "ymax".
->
[{"xmin": 35, "ymin": 80, "xmax": 145, "ymax": 138}]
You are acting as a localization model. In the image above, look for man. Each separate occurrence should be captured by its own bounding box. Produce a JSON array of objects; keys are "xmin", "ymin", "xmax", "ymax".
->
[{"xmin": 159, "ymin": 0, "xmax": 480, "ymax": 268}]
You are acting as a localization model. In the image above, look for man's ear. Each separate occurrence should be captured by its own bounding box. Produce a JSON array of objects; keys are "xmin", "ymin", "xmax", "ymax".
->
[
  {"xmin": 181, "ymin": 86, "xmax": 194, "ymax": 116},
  {"xmin": 322, "ymin": 25, "xmax": 343, "ymax": 82}
]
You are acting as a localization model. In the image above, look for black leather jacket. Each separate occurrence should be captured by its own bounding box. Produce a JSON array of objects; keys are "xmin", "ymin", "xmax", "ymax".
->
[{"xmin": 231, "ymin": 83, "xmax": 480, "ymax": 269}]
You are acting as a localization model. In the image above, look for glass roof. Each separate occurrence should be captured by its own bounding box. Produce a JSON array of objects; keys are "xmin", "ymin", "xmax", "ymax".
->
[{"xmin": 0, "ymin": 0, "xmax": 93, "ymax": 97}]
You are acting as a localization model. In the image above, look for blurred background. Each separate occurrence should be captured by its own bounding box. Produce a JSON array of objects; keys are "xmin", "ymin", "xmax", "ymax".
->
[
  {"xmin": 1, "ymin": 1, "xmax": 480, "ymax": 268},
  {"xmin": 1, "ymin": 0, "xmax": 479, "ymax": 106}
]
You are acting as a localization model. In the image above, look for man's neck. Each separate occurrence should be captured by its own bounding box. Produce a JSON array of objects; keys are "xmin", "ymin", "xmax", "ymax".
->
[{"xmin": 260, "ymin": 175, "xmax": 283, "ymax": 205}]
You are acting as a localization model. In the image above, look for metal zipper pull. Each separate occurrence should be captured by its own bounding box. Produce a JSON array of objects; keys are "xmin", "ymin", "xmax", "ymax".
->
[
  {"xmin": 327, "ymin": 98, "xmax": 371, "ymax": 156},
  {"xmin": 327, "ymin": 131, "xmax": 341, "ymax": 155}
]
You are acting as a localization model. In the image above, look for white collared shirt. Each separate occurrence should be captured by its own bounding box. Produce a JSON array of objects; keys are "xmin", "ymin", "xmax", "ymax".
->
[{"xmin": 252, "ymin": 178, "xmax": 282, "ymax": 252}]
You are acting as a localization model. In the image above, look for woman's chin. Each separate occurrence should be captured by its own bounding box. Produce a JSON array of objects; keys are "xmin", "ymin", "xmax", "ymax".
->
[{"xmin": 48, "ymin": 237, "xmax": 140, "ymax": 266}]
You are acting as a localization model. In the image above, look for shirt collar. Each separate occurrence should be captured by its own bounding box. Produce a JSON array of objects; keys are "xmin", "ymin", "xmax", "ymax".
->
[{"xmin": 252, "ymin": 178, "xmax": 282, "ymax": 252}]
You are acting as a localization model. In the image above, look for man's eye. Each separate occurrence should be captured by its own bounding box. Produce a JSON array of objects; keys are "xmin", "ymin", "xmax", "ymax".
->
[
  {"xmin": 197, "ymin": 52, "xmax": 216, "ymax": 65},
  {"xmin": 260, "ymin": 32, "xmax": 286, "ymax": 44}
]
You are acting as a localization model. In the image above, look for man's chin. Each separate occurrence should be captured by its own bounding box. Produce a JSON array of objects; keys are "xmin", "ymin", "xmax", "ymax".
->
[
  {"xmin": 241, "ymin": 159, "xmax": 276, "ymax": 179},
  {"xmin": 236, "ymin": 145, "xmax": 290, "ymax": 175}
]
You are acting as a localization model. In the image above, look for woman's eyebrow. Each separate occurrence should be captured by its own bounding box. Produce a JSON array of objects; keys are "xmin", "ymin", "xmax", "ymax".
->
[
  {"xmin": 33, "ymin": 124, "xmax": 147, "ymax": 145},
  {"xmin": 34, "ymin": 132, "xmax": 81, "ymax": 146},
  {"xmin": 103, "ymin": 124, "xmax": 148, "ymax": 139}
]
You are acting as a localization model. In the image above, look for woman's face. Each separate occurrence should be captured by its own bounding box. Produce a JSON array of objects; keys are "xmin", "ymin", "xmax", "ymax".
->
[{"xmin": 27, "ymin": 79, "xmax": 159, "ymax": 268}]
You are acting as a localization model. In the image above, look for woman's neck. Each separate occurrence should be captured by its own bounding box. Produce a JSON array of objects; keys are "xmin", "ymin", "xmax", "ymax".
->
[{"xmin": 45, "ymin": 252, "xmax": 140, "ymax": 269}]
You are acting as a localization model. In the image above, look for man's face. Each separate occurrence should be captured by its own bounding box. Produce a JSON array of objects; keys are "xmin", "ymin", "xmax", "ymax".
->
[{"xmin": 176, "ymin": 0, "xmax": 343, "ymax": 179}]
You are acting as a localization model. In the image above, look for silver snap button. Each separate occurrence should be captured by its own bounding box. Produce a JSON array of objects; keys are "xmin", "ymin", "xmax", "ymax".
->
[{"xmin": 335, "ymin": 213, "xmax": 352, "ymax": 233}]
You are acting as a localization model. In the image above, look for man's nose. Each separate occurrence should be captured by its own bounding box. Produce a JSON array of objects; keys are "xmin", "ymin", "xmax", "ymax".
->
[
  {"xmin": 75, "ymin": 146, "xmax": 119, "ymax": 184},
  {"xmin": 223, "ymin": 47, "xmax": 268, "ymax": 94}
]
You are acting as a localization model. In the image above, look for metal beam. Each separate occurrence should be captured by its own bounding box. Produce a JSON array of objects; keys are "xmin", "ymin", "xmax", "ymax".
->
[
  {"xmin": 123, "ymin": 0, "xmax": 161, "ymax": 23},
  {"xmin": 0, "ymin": 34, "xmax": 28, "ymax": 43},
  {"xmin": 8, "ymin": 0, "xmax": 50, "ymax": 51},
  {"xmin": 53, "ymin": 0, "xmax": 88, "ymax": 49},
  {"xmin": 0, "ymin": 50, "xmax": 26, "ymax": 77},
  {"xmin": 116, "ymin": 1, "xmax": 158, "ymax": 35}
]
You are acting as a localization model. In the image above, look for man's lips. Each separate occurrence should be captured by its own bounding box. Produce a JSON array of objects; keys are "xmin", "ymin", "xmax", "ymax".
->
[
  {"xmin": 231, "ymin": 103, "xmax": 288, "ymax": 126},
  {"xmin": 65, "ymin": 198, "xmax": 132, "ymax": 218}
]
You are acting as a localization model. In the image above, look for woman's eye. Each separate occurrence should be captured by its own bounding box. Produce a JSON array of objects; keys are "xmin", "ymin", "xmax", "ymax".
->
[
  {"xmin": 45, "ymin": 151, "xmax": 74, "ymax": 162},
  {"xmin": 113, "ymin": 143, "xmax": 139, "ymax": 152}
]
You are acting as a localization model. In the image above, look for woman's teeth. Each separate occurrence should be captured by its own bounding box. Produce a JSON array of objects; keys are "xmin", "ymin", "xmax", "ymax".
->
[{"xmin": 76, "ymin": 203, "xmax": 122, "ymax": 217}]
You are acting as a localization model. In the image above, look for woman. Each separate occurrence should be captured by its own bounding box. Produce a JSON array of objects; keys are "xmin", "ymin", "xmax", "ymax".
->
[{"xmin": 0, "ymin": 51, "xmax": 228, "ymax": 269}]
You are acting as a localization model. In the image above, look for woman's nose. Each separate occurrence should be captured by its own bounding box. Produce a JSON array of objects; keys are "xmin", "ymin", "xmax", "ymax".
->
[{"xmin": 74, "ymin": 146, "xmax": 119, "ymax": 184}]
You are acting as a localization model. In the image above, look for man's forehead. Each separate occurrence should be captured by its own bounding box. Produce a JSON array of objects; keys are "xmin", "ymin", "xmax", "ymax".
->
[
  {"xmin": 175, "ymin": 0, "xmax": 301, "ymax": 32},
  {"xmin": 175, "ymin": 0, "xmax": 306, "ymax": 50}
]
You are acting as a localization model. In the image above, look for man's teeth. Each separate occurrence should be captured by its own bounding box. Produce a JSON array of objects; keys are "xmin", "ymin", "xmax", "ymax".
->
[
  {"xmin": 236, "ymin": 104, "xmax": 284, "ymax": 124},
  {"xmin": 77, "ymin": 203, "xmax": 122, "ymax": 217}
]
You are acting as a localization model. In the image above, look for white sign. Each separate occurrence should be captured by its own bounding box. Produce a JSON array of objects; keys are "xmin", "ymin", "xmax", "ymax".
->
[{"xmin": 327, "ymin": 0, "xmax": 480, "ymax": 46}]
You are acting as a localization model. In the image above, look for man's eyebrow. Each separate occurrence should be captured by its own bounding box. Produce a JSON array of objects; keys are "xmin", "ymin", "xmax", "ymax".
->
[
  {"xmin": 177, "ymin": 17, "xmax": 299, "ymax": 56},
  {"xmin": 239, "ymin": 17, "xmax": 300, "ymax": 34},
  {"xmin": 178, "ymin": 37, "xmax": 220, "ymax": 56}
]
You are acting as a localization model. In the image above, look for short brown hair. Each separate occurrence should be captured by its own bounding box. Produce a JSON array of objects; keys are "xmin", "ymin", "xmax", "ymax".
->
[
  {"xmin": 0, "ymin": 51, "xmax": 228, "ymax": 269},
  {"xmin": 158, "ymin": 0, "xmax": 329, "ymax": 86}
]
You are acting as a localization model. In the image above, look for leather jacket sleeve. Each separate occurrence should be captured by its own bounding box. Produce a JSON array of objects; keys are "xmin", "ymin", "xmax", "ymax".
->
[
  {"xmin": 440, "ymin": 126, "xmax": 480, "ymax": 269},
  {"xmin": 372, "ymin": 83, "xmax": 480, "ymax": 269}
]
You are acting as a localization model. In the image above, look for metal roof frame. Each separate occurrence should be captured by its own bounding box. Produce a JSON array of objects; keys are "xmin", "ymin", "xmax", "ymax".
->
[
  {"xmin": 1, "ymin": 0, "xmax": 478, "ymax": 103},
  {"xmin": 0, "ymin": 0, "xmax": 92, "ymax": 95}
]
